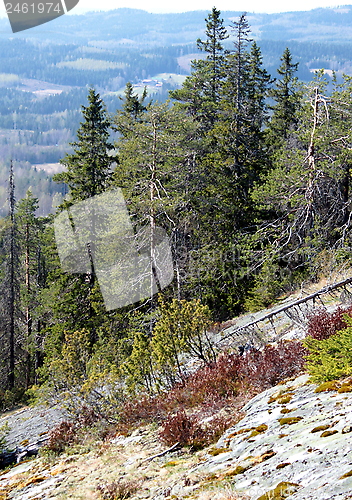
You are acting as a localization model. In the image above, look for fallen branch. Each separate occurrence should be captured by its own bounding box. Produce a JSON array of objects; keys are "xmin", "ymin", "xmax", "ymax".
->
[
  {"xmin": 217, "ymin": 276, "xmax": 352, "ymax": 346},
  {"xmin": 142, "ymin": 442, "xmax": 180, "ymax": 462}
]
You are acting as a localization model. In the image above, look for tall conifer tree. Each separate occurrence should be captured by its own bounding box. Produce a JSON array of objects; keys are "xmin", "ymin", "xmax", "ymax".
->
[
  {"xmin": 170, "ymin": 7, "xmax": 228, "ymax": 130},
  {"xmin": 0, "ymin": 162, "xmax": 21, "ymax": 390},
  {"xmin": 266, "ymin": 47, "xmax": 300, "ymax": 148},
  {"xmin": 49, "ymin": 89, "xmax": 116, "ymax": 347},
  {"xmin": 54, "ymin": 87, "xmax": 115, "ymax": 203}
]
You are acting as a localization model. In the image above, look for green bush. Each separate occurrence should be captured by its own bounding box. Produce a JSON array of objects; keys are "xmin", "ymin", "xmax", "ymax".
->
[
  {"xmin": 303, "ymin": 316, "xmax": 352, "ymax": 382},
  {"xmin": 0, "ymin": 388, "xmax": 27, "ymax": 411}
]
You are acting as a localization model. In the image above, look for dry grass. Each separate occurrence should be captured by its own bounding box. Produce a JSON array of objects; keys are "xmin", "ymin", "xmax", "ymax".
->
[{"xmin": 195, "ymin": 485, "xmax": 250, "ymax": 500}]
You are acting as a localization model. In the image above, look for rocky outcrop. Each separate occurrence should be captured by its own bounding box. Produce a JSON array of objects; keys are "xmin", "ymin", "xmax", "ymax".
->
[
  {"xmin": 195, "ymin": 374, "xmax": 352, "ymax": 499},
  {"xmin": 0, "ymin": 404, "xmax": 68, "ymax": 469},
  {"xmin": 2, "ymin": 376, "xmax": 352, "ymax": 499}
]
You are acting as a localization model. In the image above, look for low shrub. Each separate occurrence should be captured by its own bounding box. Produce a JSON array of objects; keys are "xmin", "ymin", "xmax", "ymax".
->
[
  {"xmin": 118, "ymin": 340, "xmax": 307, "ymax": 436},
  {"xmin": 307, "ymin": 306, "xmax": 352, "ymax": 340},
  {"xmin": 169, "ymin": 352, "xmax": 242, "ymax": 408},
  {"xmin": 118, "ymin": 352, "xmax": 244, "ymax": 430},
  {"xmin": 0, "ymin": 388, "xmax": 27, "ymax": 412},
  {"xmin": 43, "ymin": 404, "xmax": 113, "ymax": 453},
  {"xmin": 159, "ymin": 410, "xmax": 236, "ymax": 449},
  {"xmin": 304, "ymin": 320, "xmax": 352, "ymax": 381},
  {"xmin": 97, "ymin": 478, "xmax": 142, "ymax": 500},
  {"xmin": 45, "ymin": 421, "xmax": 77, "ymax": 453},
  {"xmin": 238, "ymin": 341, "xmax": 307, "ymax": 390},
  {"xmin": 159, "ymin": 410, "xmax": 200, "ymax": 447},
  {"xmin": 76, "ymin": 405, "xmax": 101, "ymax": 427}
]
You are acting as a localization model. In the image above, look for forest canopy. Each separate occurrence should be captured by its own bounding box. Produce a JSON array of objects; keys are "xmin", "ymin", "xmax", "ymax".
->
[{"xmin": 1, "ymin": 9, "xmax": 352, "ymax": 413}]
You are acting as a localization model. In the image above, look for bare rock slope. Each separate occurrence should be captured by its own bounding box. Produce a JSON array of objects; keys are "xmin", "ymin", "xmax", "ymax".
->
[
  {"xmin": 197, "ymin": 374, "xmax": 352, "ymax": 499},
  {"xmin": 1, "ymin": 375, "xmax": 352, "ymax": 499}
]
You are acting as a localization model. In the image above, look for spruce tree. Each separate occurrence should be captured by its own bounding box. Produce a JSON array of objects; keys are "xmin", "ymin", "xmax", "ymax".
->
[
  {"xmin": 247, "ymin": 41, "xmax": 272, "ymax": 134},
  {"xmin": 170, "ymin": 7, "xmax": 228, "ymax": 129},
  {"xmin": 192, "ymin": 17, "xmax": 272, "ymax": 317},
  {"xmin": 121, "ymin": 82, "xmax": 148, "ymax": 120},
  {"xmin": 210, "ymin": 19, "xmax": 271, "ymax": 221},
  {"xmin": 196, "ymin": 7, "xmax": 229, "ymax": 105},
  {"xmin": 225, "ymin": 12, "xmax": 252, "ymax": 135},
  {"xmin": 54, "ymin": 87, "xmax": 115, "ymax": 203},
  {"xmin": 47, "ymin": 89, "xmax": 116, "ymax": 354},
  {"xmin": 0, "ymin": 162, "xmax": 21, "ymax": 390},
  {"xmin": 266, "ymin": 47, "xmax": 300, "ymax": 148}
]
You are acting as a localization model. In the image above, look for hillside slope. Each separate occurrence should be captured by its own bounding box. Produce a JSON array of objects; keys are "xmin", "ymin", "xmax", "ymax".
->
[
  {"xmin": 1, "ymin": 273, "xmax": 352, "ymax": 499},
  {"xmin": 2, "ymin": 374, "xmax": 352, "ymax": 499}
]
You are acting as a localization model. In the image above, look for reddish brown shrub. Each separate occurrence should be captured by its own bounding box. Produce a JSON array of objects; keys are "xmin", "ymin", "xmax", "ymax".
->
[
  {"xmin": 167, "ymin": 353, "xmax": 242, "ymax": 409},
  {"xmin": 238, "ymin": 341, "xmax": 307, "ymax": 390},
  {"xmin": 307, "ymin": 306, "xmax": 352, "ymax": 340},
  {"xmin": 119, "ymin": 395, "xmax": 163, "ymax": 428},
  {"xmin": 119, "ymin": 340, "xmax": 307, "ymax": 436},
  {"xmin": 119, "ymin": 353, "xmax": 243, "ymax": 430},
  {"xmin": 159, "ymin": 411, "xmax": 238, "ymax": 448},
  {"xmin": 160, "ymin": 410, "xmax": 200, "ymax": 446},
  {"xmin": 76, "ymin": 405, "xmax": 101, "ymax": 427},
  {"xmin": 45, "ymin": 421, "xmax": 77, "ymax": 452}
]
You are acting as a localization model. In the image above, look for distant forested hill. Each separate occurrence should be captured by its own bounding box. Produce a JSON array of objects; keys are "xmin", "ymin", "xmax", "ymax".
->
[
  {"xmin": 2, "ymin": 6, "xmax": 352, "ymax": 44},
  {"xmin": 0, "ymin": 5, "xmax": 352, "ymax": 214}
]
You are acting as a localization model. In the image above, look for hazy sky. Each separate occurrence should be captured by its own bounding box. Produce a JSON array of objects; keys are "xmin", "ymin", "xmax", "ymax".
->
[
  {"xmin": 0, "ymin": 0, "xmax": 343, "ymax": 18},
  {"xmin": 71, "ymin": 0, "xmax": 340, "ymax": 14}
]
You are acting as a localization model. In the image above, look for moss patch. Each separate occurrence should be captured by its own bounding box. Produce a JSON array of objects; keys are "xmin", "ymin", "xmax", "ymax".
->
[
  {"xmin": 277, "ymin": 395, "xmax": 293, "ymax": 404},
  {"xmin": 223, "ymin": 465, "xmax": 248, "ymax": 476},
  {"xmin": 207, "ymin": 447, "xmax": 228, "ymax": 456},
  {"xmin": 278, "ymin": 417, "xmax": 303, "ymax": 426},
  {"xmin": 255, "ymin": 424, "xmax": 268, "ymax": 432},
  {"xmin": 320, "ymin": 429, "xmax": 338, "ymax": 437},
  {"xmin": 276, "ymin": 462, "xmax": 291, "ymax": 469},
  {"xmin": 280, "ymin": 407, "xmax": 295, "ymax": 414},
  {"xmin": 257, "ymin": 481, "xmax": 300, "ymax": 500},
  {"xmin": 340, "ymin": 469, "xmax": 352, "ymax": 479},
  {"xmin": 315, "ymin": 381, "xmax": 339, "ymax": 393},
  {"xmin": 245, "ymin": 424, "xmax": 268, "ymax": 439},
  {"xmin": 162, "ymin": 460, "xmax": 183, "ymax": 467},
  {"xmin": 236, "ymin": 428, "xmax": 254, "ymax": 435},
  {"xmin": 338, "ymin": 383, "xmax": 352, "ymax": 393},
  {"xmin": 268, "ymin": 391, "xmax": 294, "ymax": 404},
  {"xmin": 311, "ymin": 424, "xmax": 331, "ymax": 433}
]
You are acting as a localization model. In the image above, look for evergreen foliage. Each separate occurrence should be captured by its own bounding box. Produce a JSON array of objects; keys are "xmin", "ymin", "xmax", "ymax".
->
[
  {"xmin": 124, "ymin": 298, "xmax": 214, "ymax": 393},
  {"xmin": 304, "ymin": 316, "xmax": 352, "ymax": 382},
  {"xmin": 170, "ymin": 7, "xmax": 228, "ymax": 129},
  {"xmin": 53, "ymin": 87, "xmax": 115, "ymax": 203},
  {"xmin": 266, "ymin": 47, "xmax": 300, "ymax": 148},
  {"xmin": 2, "ymin": 8, "xmax": 352, "ymax": 417},
  {"xmin": 121, "ymin": 82, "xmax": 148, "ymax": 119},
  {"xmin": 151, "ymin": 298, "xmax": 214, "ymax": 386}
]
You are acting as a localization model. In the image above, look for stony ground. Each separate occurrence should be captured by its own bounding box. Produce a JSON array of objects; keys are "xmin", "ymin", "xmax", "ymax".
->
[
  {"xmin": 2, "ymin": 374, "xmax": 352, "ymax": 499},
  {"xmin": 0, "ymin": 405, "xmax": 67, "ymax": 451},
  {"xmin": 197, "ymin": 374, "xmax": 352, "ymax": 499}
]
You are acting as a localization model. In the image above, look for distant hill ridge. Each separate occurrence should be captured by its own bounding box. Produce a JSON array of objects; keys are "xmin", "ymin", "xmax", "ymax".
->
[{"xmin": 1, "ymin": 5, "xmax": 352, "ymax": 45}]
